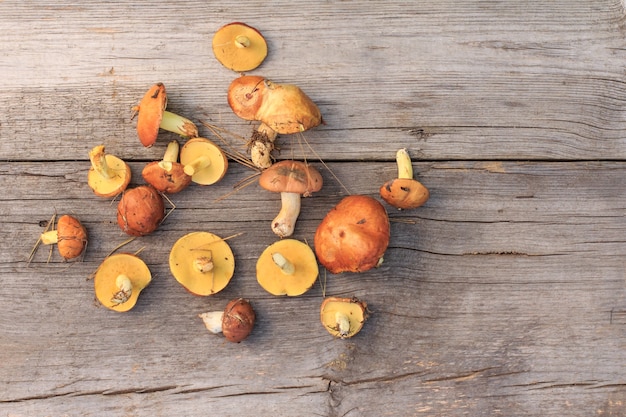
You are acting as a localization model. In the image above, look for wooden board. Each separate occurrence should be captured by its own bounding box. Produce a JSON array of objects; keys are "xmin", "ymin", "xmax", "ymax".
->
[{"xmin": 1, "ymin": 1, "xmax": 625, "ymax": 416}]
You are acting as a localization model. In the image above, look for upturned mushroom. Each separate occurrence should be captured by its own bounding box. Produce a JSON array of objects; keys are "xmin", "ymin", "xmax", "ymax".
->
[
  {"xmin": 320, "ymin": 296, "xmax": 369, "ymax": 339},
  {"xmin": 179, "ymin": 137, "xmax": 229, "ymax": 185},
  {"xmin": 39, "ymin": 214, "xmax": 88, "ymax": 261},
  {"xmin": 212, "ymin": 22, "xmax": 268, "ymax": 72},
  {"xmin": 169, "ymin": 232, "xmax": 235, "ymax": 296},
  {"xmin": 199, "ymin": 298, "xmax": 256, "ymax": 343},
  {"xmin": 132, "ymin": 82, "xmax": 199, "ymax": 147},
  {"xmin": 117, "ymin": 185, "xmax": 165, "ymax": 236},
  {"xmin": 227, "ymin": 75, "xmax": 323, "ymax": 169},
  {"xmin": 142, "ymin": 140, "xmax": 191, "ymax": 194},
  {"xmin": 314, "ymin": 195, "xmax": 390, "ymax": 274},
  {"xmin": 93, "ymin": 253, "xmax": 152, "ymax": 312},
  {"xmin": 87, "ymin": 145, "xmax": 131, "ymax": 198},
  {"xmin": 256, "ymin": 239, "xmax": 318, "ymax": 296},
  {"xmin": 380, "ymin": 148, "xmax": 429, "ymax": 210},
  {"xmin": 258, "ymin": 160, "xmax": 323, "ymax": 237}
]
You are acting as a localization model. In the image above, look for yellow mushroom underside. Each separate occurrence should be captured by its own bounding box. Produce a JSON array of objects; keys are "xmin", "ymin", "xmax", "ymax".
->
[
  {"xmin": 180, "ymin": 138, "xmax": 228, "ymax": 185},
  {"xmin": 169, "ymin": 232, "xmax": 235, "ymax": 296},
  {"xmin": 256, "ymin": 239, "xmax": 318, "ymax": 296},
  {"xmin": 94, "ymin": 253, "xmax": 152, "ymax": 312},
  {"xmin": 320, "ymin": 299, "xmax": 367, "ymax": 338},
  {"xmin": 212, "ymin": 23, "xmax": 267, "ymax": 72},
  {"xmin": 88, "ymin": 154, "xmax": 130, "ymax": 196}
]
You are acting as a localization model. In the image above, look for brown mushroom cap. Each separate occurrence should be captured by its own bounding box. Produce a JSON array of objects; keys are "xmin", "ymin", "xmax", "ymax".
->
[
  {"xmin": 142, "ymin": 161, "xmax": 191, "ymax": 194},
  {"xmin": 227, "ymin": 76, "xmax": 322, "ymax": 134},
  {"xmin": 94, "ymin": 253, "xmax": 152, "ymax": 312},
  {"xmin": 258, "ymin": 160, "xmax": 323, "ymax": 196},
  {"xmin": 222, "ymin": 298, "xmax": 256, "ymax": 342},
  {"xmin": 117, "ymin": 185, "xmax": 165, "ymax": 236},
  {"xmin": 314, "ymin": 195, "xmax": 390, "ymax": 274},
  {"xmin": 135, "ymin": 83, "xmax": 167, "ymax": 147},
  {"xmin": 55, "ymin": 215, "xmax": 88, "ymax": 260},
  {"xmin": 212, "ymin": 22, "xmax": 268, "ymax": 72},
  {"xmin": 380, "ymin": 178, "xmax": 429, "ymax": 210}
]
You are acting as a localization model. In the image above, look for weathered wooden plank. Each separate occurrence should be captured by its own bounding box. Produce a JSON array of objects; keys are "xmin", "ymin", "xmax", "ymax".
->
[{"xmin": 1, "ymin": 161, "xmax": 625, "ymax": 416}]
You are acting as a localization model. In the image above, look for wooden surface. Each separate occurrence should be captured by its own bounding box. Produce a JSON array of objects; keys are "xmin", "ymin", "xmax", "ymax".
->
[{"xmin": 1, "ymin": 1, "xmax": 626, "ymax": 416}]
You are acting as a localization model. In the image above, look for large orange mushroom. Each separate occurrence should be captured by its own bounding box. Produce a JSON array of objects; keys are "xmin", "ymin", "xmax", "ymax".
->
[{"xmin": 314, "ymin": 195, "xmax": 390, "ymax": 274}]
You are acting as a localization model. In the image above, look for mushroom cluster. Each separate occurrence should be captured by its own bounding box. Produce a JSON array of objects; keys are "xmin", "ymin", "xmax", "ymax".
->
[{"xmin": 32, "ymin": 21, "xmax": 431, "ymax": 343}]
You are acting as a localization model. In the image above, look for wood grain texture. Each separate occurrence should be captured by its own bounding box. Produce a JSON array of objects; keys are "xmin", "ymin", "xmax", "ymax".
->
[{"xmin": 1, "ymin": 1, "xmax": 625, "ymax": 416}]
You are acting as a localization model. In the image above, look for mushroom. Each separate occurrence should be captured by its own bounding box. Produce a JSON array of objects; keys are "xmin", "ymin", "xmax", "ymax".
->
[
  {"xmin": 320, "ymin": 296, "xmax": 369, "ymax": 339},
  {"xmin": 87, "ymin": 145, "xmax": 131, "ymax": 198},
  {"xmin": 117, "ymin": 185, "xmax": 165, "ymax": 236},
  {"xmin": 142, "ymin": 140, "xmax": 192, "ymax": 194},
  {"xmin": 258, "ymin": 160, "xmax": 323, "ymax": 238},
  {"xmin": 179, "ymin": 137, "xmax": 229, "ymax": 185},
  {"xmin": 380, "ymin": 148, "xmax": 429, "ymax": 210},
  {"xmin": 93, "ymin": 253, "xmax": 152, "ymax": 312},
  {"xmin": 169, "ymin": 232, "xmax": 235, "ymax": 296},
  {"xmin": 314, "ymin": 195, "xmax": 390, "ymax": 274},
  {"xmin": 212, "ymin": 22, "xmax": 268, "ymax": 72},
  {"xmin": 227, "ymin": 75, "xmax": 323, "ymax": 169},
  {"xmin": 132, "ymin": 82, "xmax": 199, "ymax": 147},
  {"xmin": 39, "ymin": 214, "xmax": 88, "ymax": 260},
  {"xmin": 199, "ymin": 298, "xmax": 256, "ymax": 343},
  {"xmin": 256, "ymin": 239, "xmax": 318, "ymax": 296}
]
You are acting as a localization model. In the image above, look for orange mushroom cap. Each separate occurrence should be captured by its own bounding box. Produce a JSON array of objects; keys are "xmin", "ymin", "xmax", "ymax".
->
[
  {"xmin": 314, "ymin": 195, "xmax": 390, "ymax": 274},
  {"xmin": 380, "ymin": 178, "xmax": 429, "ymax": 210},
  {"xmin": 258, "ymin": 160, "xmax": 323, "ymax": 196},
  {"xmin": 55, "ymin": 215, "xmax": 88, "ymax": 260},
  {"xmin": 135, "ymin": 83, "xmax": 167, "ymax": 147}
]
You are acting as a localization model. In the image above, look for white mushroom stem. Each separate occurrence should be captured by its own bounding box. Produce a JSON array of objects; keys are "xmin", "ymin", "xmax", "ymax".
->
[
  {"xmin": 335, "ymin": 312, "xmax": 351, "ymax": 338},
  {"xmin": 193, "ymin": 253, "xmax": 214, "ymax": 273},
  {"xmin": 40, "ymin": 230, "xmax": 59, "ymax": 245},
  {"xmin": 199, "ymin": 311, "xmax": 223, "ymax": 334},
  {"xmin": 250, "ymin": 123, "xmax": 278, "ymax": 169},
  {"xmin": 271, "ymin": 252, "xmax": 295, "ymax": 275},
  {"xmin": 160, "ymin": 110, "xmax": 199, "ymax": 138},
  {"xmin": 116, "ymin": 274, "xmax": 132, "ymax": 294},
  {"xmin": 158, "ymin": 140, "xmax": 180, "ymax": 172},
  {"xmin": 271, "ymin": 192, "xmax": 301, "ymax": 238},
  {"xmin": 184, "ymin": 155, "xmax": 211, "ymax": 176},
  {"xmin": 396, "ymin": 148, "xmax": 414, "ymax": 179},
  {"xmin": 89, "ymin": 145, "xmax": 116, "ymax": 179}
]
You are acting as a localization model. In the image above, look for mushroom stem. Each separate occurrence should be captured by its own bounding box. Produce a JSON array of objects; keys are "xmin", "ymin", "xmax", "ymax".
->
[
  {"xmin": 40, "ymin": 230, "xmax": 59, "ymax": 245},
  {"xmin": 111, "ymin": 274, "xmax": 133, "ymax": 305},
  {"xmin": 199, "ymin": 311, "xmax": 224, "ymax": 334},
  {"xmin": 158, "ymin": 140, "xmax": 180, "ymax": 172},
  {"xmin": 234, "ymin": 35, "xmax": 250, "ymax": 48},
  {"xmin": 335, "ymin": 311, "xmax": 351, "ymax": 338},
  {"xmin": 396, "ymin": 148, "xmax": 414, "ymax": 179},
  {"xmin": 272, "ymin": 192, "xmax": 302, "ymax": 238},
  {"xmin": 271, "ymin": 252, "xmax": 296, "ymax": 275},
  {"xmin": 160, "ymin": 110, "xmax": 199, "ymax": 138},
  {"xmin": 89, "ymin": 145, "xmax": 116, "ymax": 180},
  {"xmin": 193, "ymin": 253, "xmax": 214, "ymax": 273},
  {"xmin": 249, "ymin": 122, "xmax": 278, "ymax": 169},
  {"xmin": 183, "ymin": 155, "xmax": 212, "ymax": 176}
]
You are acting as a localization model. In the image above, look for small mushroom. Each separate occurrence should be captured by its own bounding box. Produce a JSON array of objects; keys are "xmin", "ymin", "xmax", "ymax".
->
[
  {"xmin": 212, "ymin": 22, "xmax": 268, "ymax": 72},
  {"xmin": 320, "ymin": 296, "xmax": 369, "ymax": 339},
  {"xmin": 169, "ymin": 232, "xmax": 235, "ymax": 296},
  {"xmin": 314, "ymin": 195, "xmax": 390, "ymax": 274},
  {"xmin": 142, "ymin": 140, "xmax": 192, "ymax": 194},
  {"xmin": 256, "ymin": 239, "xmax": 318, "ymax": 296},
  {"xmin": 199, "ymin": 298, "xmax": 256, "ymax": 343},
  {"xmin": 94, "ymin": 253, "xmax": 152, "ymax": 312},
  {"xmin": 117, "ymin": 185, "xmax": 165, "ymax": 236},
  {"xmin": 39, "ymin": 214, "xmax": 88, "ymax": 260},
  {"xmin": 179, "ymin": 137, "xmax": 229, "ymax": 185},
  {"xmin": 227, "ymin": 75, "xmax": 323, "ymax": 169},
  {"xmin": 380, "ymin": 148, "xmax": 429, "ymax": 210},
  {"xmin": 132, "ymin": 82, "xmax": 199, "ymax": 147},
  {"xmin": 87, "ymin": 145, "xmax": 132, "ymax": 198},
  {"xmin": 258, "ymin": 160, "xmax": 323, "ymax": 238}
]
